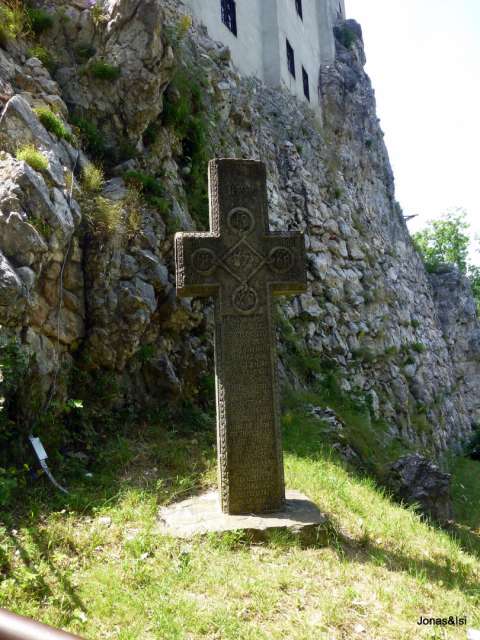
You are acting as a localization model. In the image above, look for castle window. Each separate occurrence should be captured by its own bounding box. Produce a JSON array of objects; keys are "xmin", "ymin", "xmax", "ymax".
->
[
  {"xmin": 295, "ymin": 0, "xmax": 303, "ymax": 20},
  {"xmin": 286, "ymin": 39, "xmax": 295, "ymax": 78},
  {"xmin": 302, "ymin": 67, "xmax": 310, "ymax": 101},
  {"xmin": 221, "ymin": 0, "xmax": 237, "ymax": 36}
]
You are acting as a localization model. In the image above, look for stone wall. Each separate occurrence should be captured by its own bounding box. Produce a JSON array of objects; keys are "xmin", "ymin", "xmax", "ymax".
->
[{"xmin": 0, "ymin": 0, "xmax": 478, "ymax": 469}]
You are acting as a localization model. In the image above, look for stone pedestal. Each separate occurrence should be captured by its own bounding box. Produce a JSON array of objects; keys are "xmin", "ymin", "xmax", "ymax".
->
[{"xmin": 157, "ymin": 490, "xmax": 327, "ymax": 543}]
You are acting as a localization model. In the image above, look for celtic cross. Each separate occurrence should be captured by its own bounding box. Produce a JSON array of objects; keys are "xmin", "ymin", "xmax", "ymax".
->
[{"xmin": 175, "ymin": 159, "xmax": 307, "ymax": 514}]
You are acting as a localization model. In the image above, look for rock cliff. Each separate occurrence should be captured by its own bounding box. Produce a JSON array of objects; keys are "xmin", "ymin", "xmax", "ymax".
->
[{"xmin": 0, "ymin": 0, "xmax": 478, "ymax": 488}]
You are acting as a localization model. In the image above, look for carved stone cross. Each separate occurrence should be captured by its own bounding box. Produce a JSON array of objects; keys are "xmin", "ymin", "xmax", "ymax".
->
[{"xmin": 175, "ymin": 159, "xmax": 307, "ymax": 515}]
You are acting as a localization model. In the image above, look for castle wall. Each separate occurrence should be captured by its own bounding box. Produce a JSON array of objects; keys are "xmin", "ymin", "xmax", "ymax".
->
[
  {"xmin": 275, "ymin": 0, "xmax": 323, "ymax": 110},
  {"xmin": 185, "ymin": 0, "xmax": 264, "ymax": 79},
  {"xmin": 185, "ymin": 0, "xmax": 340, "ymax": 113}
]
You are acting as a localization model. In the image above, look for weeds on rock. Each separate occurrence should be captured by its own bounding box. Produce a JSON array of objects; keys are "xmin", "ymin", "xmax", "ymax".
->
[
  {"xmin": 71, "ymin": 116, "xmax": 107, "ymax": 160},
  {"xmin": 82, "ymin": 163, "xmax": 104, "ymax": 193},
  {"xmin": 27, "ymin": 45, "xmax": 56, "ymax": 73},
  {"xmin": 34, "ymin": 107, "xmax": 73, "ymax": 143},
  {"xmin": 162, "ymin": 66, "xmax": 211, "ymax": 229},
  {"xmin": 74, "ymin": 42, "xmax": 96, "ymax": 62},
  {"xmin": 16, "ymin": 144, "xmax": 48, "ymax": 172},
  {"xmin": 89, "ymin": 60, "xmax": 121, "ymax": 81},
  {"xmin": 26, "ymin": 6, "xmax": 54, "ymax": 35},
  {"xmin": 0, "ymin": 1, "xmax": 30, "ymax": 47},
  {"xmin": 89, "ymin": 0, "xmax": 108, "ymax": 27},
  {"xmin": 80, "ymin": 164, "xmax": 122, "ymax": 237},
  {"xmin": 124, "ymin": 171, "xmax": 167, "ymax": 210}
]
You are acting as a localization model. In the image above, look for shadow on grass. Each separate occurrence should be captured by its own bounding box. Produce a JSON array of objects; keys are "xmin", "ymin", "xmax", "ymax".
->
[
  {"xmin": 4, "ymin": 405, "xmax": 480, "ymax": 612},
  {"xmin": 282, "ymin": 411, "xmax": 480, "ymax": 595},
  {"xmin": 1, "ymin": 421, "xmax": 216, "ymax": 614},
  {"xmin": 4, "ymin": 526, "xmax": 87, "ymax": 624}
]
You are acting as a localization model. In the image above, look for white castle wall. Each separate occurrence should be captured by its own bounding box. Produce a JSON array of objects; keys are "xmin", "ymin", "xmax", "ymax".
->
[{"xmin": 185, "ymin": 0, "xmax": 346, "ymax": 113}]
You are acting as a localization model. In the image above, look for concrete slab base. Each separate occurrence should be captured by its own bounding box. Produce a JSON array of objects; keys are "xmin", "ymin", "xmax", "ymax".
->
[{"xmin": 156, "ymin": 489, "xmax": 328, "ymax": 543}]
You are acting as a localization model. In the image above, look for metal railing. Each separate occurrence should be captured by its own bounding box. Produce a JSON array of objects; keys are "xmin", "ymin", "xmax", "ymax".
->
[{"xmin": 0, "ymin": 609, "xmax": 85, "ymax": 640}]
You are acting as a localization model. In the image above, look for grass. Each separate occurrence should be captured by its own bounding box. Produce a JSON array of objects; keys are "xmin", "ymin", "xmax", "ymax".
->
[
  {"xmin": 89, "ymin": 61, "xmax": 121, "ymax": 81},
  {"xmin": 26, "ymin": 7, "xmax": 54, "ymax": 35},
  {"xmin": 74, "ymin": 43, "xmax": 96, "ymax": 63},
  {"xmin": 34, "ymin": 107, "xmax": 73, "ymax": 142},
  {"xmin": 27, "ymin": 45, "xmax": 56, "ymax": 72},
  {"xmin": 70, "ymin": 116, "xmax": 108, "ymax": 161},
  {"xmin": 83, "ymin": 195, "xmax": 123, "ymax": 237},
  {"xmin": 162, "ymin": 67, "xmax": 211, "ymax": 228},
  {"xmin": 0, "ymin": 0, "xmax": 28, "ymax": 46},
  {"xmin": 1, "ymin": 411, "xmax": 480, "ymax": 639},
  {"xmin": 15, "ymin": 144, "xmax": 48, "ymax": 172},
  {"xmin": 123, "ymin": 170, "xmax": 170, "ymax": 214},
  {"xmin": 81, "ymin": 163, "xmax": 104, "ymax": 193}
]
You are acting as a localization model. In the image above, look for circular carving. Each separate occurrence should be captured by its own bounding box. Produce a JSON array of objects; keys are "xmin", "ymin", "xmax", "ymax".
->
[
  {"xmin": 269, "ymin": 246, "xmax": 294, "ymax": 273},
  {"xmin": 232, "ymin": 285, "xmax": 258, "ymax": 314},
  {"xmin": 227, "ymin": 207, "xmax": 254, "ymax": 235},
  {"xmin": 191, "ymin": 248, "xmax": 216, "ymax": 274}
]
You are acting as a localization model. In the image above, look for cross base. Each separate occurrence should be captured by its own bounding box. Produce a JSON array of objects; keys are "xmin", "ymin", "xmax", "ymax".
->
[{"xmin": 156, "ymin": 490, "xmax": 328, "ymax": 544}]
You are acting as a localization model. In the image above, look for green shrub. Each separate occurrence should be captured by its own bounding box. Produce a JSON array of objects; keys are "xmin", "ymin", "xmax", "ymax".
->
[
  {"xmin": 0, "ymin": 1, "xmax": 29, "ymax": 46},
  {"xmin": 27, "ymin": 45, "xmax": 56, "ymax": 72},
  {"xmin": 0, "ymin": 468, "xmax": 18, "ymax": 507},
  {"xmin": 384, "ymin": 345, "xmax": 399, "ymax": 357},
  {"xmin": 29, "ymin": 216, "xmax": 52, "ymax": 238},
  {"xmin": 84, "ymin": 196, "xmax": 123, "ymax": 237},
  {"xmin": 89, "ymin": 61, "xmax": 121, "ymax": 81},
  {"xmin": 337, "ymin": 25, "xmax": 357, "ymax": 49},
  {"xmin": 90, "ymin": 1, "xmax": 108, "ymax": 26},
  {"xmin": 142, "ymin": 120, "xmax": 161, "ymax": 147},
  {"xmin": 164, "ymin": 14, "xmax": 192, "ymax": 50},
  {"xmin": 411, "ymin": 342, "xmax": 426, "ymax": 354},
  {"xmin": 15, "ymin": 144, "xmax": 48, "ymax": 172},
  {"xmin": 162, "ymin": 69, "xmax": 211, "ymax": 228},
  {"xmin": 82, "ymin": 163, "xmax": 104, "ymax": 193},
  {"xmin": 124, "ymin": 170, "xmax": 163, "ymax": 198},
  {"xmin": 75, "ymin": 43, "xmax": 96, "ymax": 62},
  {"xmin": 123, "ymin": 171, "xmax": 169, "ymax": 212},
  {"xmin": 71, "ymin": 116, "xmax": 107, "ymax": 160},
  {"xmin": 26, "ymin": 7, "xmax": 54, "ymax": 35},
  {"xmin": 34, "ymin": 107, "xmax": 73, "ymax": 142}
]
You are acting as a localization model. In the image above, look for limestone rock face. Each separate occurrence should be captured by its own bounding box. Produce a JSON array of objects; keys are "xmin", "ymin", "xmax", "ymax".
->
[
  {"xmin": 50, "ymin": 0, "xmax": 175, "ymax": 148},
  {"xmin": 429, "ymin": 265, "xmax": 480, "ymax": 425}
]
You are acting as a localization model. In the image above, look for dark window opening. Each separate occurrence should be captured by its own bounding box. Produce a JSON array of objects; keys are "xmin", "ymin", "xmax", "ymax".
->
[
  {"xmin": 295, "ymin": 0, "xmax": 303, "ymax": 20},
  {"xmin": 221, "ymin": 0, "xmax": 237, "ymax": 36},
  {"xmin": 286, "ymin": 39, "xmax": 295, "ymax": 78},
  {"xmin": 302, "ymin": 66, "xmax": 310, "ymax": 101}
]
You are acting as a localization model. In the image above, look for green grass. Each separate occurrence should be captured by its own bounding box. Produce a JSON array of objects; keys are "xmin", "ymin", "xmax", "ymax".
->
[
  {"xmin": 70, "ymin": 116, "xmax": 108, "ymax": 161},
  {"xmin": 74, "ymin": 43, "xmax": 96, "ymax": 63},
  {"xmin": 1, "ymin": 413, "xmax": 480, "ymax": 639},
  {"xmin": 34, "ymin": 107, "xmax": 73, "ymax": 142},
  {"xmin": 27, "ymin": 45, "xmax": 56, "ymax": 72},
  {"xmin": 26, "ymin": 7, "xmax": 54, "ymax": 35},
  {"xmin": 0, "ymin": 1, "xmax": 29, "ymax": 46},
  {"xmin": 123, "ymin": 170, "xmax": 170, "ymax": 214},
  {"xmin": 89, "ymin": 61, "xmax": 121, "ymax": 81},
  {"xmin": 81, "ymin": 163, "xmax": 104, "ymax": 193},
  {"xmin": 15, "ymin": 144, "xmax": 48, "ymax": 172}
]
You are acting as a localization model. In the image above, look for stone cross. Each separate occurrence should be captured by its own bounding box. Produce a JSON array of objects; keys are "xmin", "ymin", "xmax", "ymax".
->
[{"xmin": 175, "ymin": 159, "xmax": 307, "ymax": 515}]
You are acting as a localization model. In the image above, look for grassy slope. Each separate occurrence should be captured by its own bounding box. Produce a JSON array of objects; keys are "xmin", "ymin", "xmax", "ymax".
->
[{"xmin": 1, "ymin": 414, "xmax": 480, "ymax": 640}]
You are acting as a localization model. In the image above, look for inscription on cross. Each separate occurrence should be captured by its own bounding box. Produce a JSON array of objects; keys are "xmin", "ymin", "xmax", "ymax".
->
[{"xmin": 175, "ymin": 159, "xmax": 307, "ymax": 514}]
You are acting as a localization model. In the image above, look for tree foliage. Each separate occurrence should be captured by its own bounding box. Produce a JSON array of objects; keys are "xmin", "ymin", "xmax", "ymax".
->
[
  {"xmin": 412, "ymin": 209, "xmax": 469, "ymax": 273},
  {"xmin": 412, "ymin": 209, "xmax": 480, "ymax": 310}
]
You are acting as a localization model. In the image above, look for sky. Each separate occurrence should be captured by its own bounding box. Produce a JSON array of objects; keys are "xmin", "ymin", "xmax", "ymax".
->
[{"xmin": 346, "ymin": 0, "xmax": 480, "ymax": 259}]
